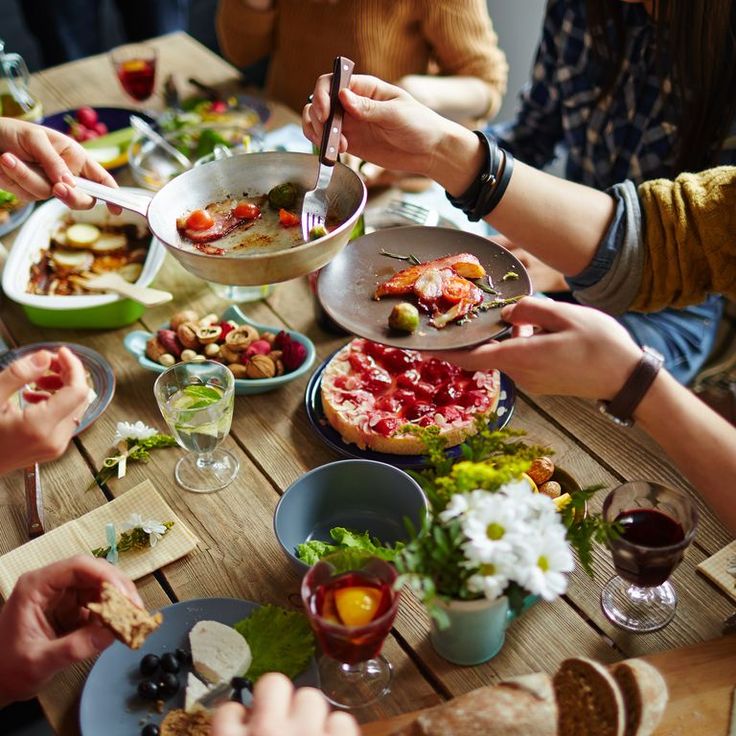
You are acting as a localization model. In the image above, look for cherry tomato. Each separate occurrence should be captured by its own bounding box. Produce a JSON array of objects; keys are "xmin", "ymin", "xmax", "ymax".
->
[
  {"xmin": 442, "ymin": 276, "xmax": 475, "ymax": 304},
  {"xmin": 279, "ymin": 209, "xmax": 300, "ymax": 227},
  {"xmin": 233, "ymin": 201, "xmax": 261, "ymax": 220},
  {"xmin": 76, "ymin": 106, "xmax": 98, "ymax": 128},
  {"xmin": 185, "ymin": 209, "xmax": 215, "ymax": 231}
]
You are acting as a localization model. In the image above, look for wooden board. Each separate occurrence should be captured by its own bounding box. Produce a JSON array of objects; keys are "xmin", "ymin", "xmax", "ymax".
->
[{"xmin": 362, "ymin": 635, "xmax": 736, "ymax": 736}]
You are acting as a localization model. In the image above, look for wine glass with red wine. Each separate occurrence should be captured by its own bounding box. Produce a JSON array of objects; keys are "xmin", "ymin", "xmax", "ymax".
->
[
  {"xmin": 301, "ymin": 554, "xmax": 400, "ymax": 709},
  {"xmin": 110, "ymin": 44, "xmax": 157, "ymax": 103},
  {"xmin": 600, "ymin": 481, "xmax": 698, "ymax": 632}
]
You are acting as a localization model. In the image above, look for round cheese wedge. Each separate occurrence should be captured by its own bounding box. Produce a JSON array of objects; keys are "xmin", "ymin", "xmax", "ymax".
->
[
  {"xmin": 189, "ymin": 619, "xmax": 252, "ymax": 684},
  {"xmin": 321, "ymin": 338, "xmax": 500, "ymax": 455}
]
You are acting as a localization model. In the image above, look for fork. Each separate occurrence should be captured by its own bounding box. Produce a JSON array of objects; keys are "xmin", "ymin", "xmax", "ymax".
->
[
  {"xmin": 301, "ymin": 55, "xmax": 355, "ymax": 242},
  {"xmin": 385, "ymin": 200, "xmax": 441, "ymax": 227}
]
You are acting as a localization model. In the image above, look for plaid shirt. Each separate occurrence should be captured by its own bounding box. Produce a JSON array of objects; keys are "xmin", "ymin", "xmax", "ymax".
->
[{"xmin": 489, "ymin": 0, "xmax": 736, "ymax": 187}]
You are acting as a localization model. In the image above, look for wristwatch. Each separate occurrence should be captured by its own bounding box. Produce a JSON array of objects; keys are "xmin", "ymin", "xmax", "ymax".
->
[{"xmin": 597, "ymin": 346, "xmax": 664, "ymax": 427}]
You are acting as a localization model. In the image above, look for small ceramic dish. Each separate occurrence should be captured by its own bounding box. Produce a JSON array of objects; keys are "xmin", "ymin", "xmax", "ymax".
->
[
  {"xmin": 2, "ymin": 194, "xmax": 166, "ymax": 329},
  {"xmin": 124, "ymin": 304, "xmax": 316, "ymax": 395},
  {"xmin": 273, "ymin": 459, "xmax": 429, "ymax": 575}
]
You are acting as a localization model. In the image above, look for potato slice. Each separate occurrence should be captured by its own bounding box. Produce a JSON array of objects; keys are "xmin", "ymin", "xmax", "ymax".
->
[
  {"xmin": 90, "ymin": 232, "xmax": 127, "ymax": 253},
  {"xmin": 65, "ymin": 223, "xmax": 100, "ymax": 248},
  {"xmin": 117, "ymin": 263, "xmax": 143, "ymax": 283},
  {"xmin": 52, "ymin": 249, "xmax": 95, "ymax": 272}
]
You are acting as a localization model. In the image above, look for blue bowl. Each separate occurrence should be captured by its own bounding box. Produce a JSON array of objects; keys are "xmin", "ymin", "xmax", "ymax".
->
[
  {"xmin": 123, "ymin": 304, "xmax": 315, "ymax": 395},
  {"xmin": 274, "ymin": 459, "xmax": 428, "ymax": 575}
]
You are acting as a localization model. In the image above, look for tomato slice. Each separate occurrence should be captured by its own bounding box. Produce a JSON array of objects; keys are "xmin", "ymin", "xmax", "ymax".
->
[
  {"xmin": 185, "ymin": 209, "xmax": 215, "ymax": 231},
  {"xmin": 279, "ymin": 208, "xmax": 300, "ymax": 227},
  {"xmin": 442, "ymin": 275, "xmax": 475, "ymax": 304},
  {"xmin": 233, "ymin": 201, "xmax": 261, "ymax": 220}
]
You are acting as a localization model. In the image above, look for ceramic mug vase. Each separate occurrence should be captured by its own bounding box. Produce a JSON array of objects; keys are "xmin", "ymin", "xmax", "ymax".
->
[{"xmin": 429, "ymin": 594, "xmax": 535, "ymax": 666}]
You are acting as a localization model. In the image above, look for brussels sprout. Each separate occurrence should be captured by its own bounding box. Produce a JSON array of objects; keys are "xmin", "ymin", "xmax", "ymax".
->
[
  {"xmin": 309, "ymin": 223, "xmax": 328, "ymax": 241},
  {"xmin": 268, "ymin": 181, "xmax": 298, "ymax": 209},
  {"xmin": 388, "ymin": 302, "xmax": 420, "ymax": 333}
]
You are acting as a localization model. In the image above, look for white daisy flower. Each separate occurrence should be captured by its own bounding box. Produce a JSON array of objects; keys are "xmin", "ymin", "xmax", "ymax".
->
[
  {"xmin": 141, "ymin": 518, "xmax": 167, "ymax": 547},
  {"xmin": 121, "ymin": 512, "xmax": 145, "ymax": 532},
  {"xmin": 460, "ymin": 496, "xmax": 528, "ymax": 563},
  {"xmin": 518, "ymin": 530, "xmax": 575, "ymax": 601},
  {"xmin": 466, "ymin": 562, "xmax": 510, "ymax": 601},
  {"xmin": 439, "ymin": 493, "xmax": 470, "ymax": 522},
  {"xmin": 113, "ymin": 420, "xmax": 158, "ymax": 444}
]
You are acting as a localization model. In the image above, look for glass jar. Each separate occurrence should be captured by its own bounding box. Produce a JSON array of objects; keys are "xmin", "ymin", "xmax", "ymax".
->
[{"xmin": 0, "ymin": 39, "xmax": 42, "ymax": 122}]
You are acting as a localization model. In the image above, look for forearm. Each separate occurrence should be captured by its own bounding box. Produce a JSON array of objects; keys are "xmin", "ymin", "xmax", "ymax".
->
[
  {"xmin": 215, "ymin": 0, "xmax": 277, "ymax": 68},
  {"xmin": 635, "ymin": 371, "xmax": 736, "ymax": 535},
  {"xmin": 398, "ymin": 75, "xmax": 498, "ymax": 121}
]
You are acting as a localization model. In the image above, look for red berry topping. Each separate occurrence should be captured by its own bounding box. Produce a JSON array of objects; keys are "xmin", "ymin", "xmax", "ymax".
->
[
  {"xmin": 359, "ymin": 366, "xmax": 391, "ymax": 394},
  {"xmin": 244, "ymin": 339, "xmax": 272, "ymax": 359},
  {"xmin": 282, "ymin": 339, "xmax": 307, "ymax": 371},
  {"xmin": 373, "ymin": 417, "xmax": 399, "ymax": 436},
  {"xmin": 396, "ymin": 369, "xmax": 421, "ymax": 388},
  {"xmin": 404, "ymin": 400, "xmax": 434, "ymax": 420}
]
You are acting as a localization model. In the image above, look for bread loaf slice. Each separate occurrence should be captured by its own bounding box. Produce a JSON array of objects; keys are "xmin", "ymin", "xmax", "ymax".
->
[
  {"xmin": 611, "ymin": 659, "xmax": 668, "ymax": 736},
  {"xmin": 554, "ymin": 658, "xmax": 624, "ymax": 736},
  {"xmin": 392, "ymin": 672, "xmax": 557, "ymax": 736}
]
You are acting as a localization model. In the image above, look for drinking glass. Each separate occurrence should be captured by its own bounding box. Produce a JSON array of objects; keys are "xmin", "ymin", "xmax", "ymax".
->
[
  {"xmin": 301, "ymin": 555, "xmax": 400, "ymax": 709},
  {"xmin": 601, "ymin": 481, "xmax": 698, "ymax": 632},
  {"xmin": 154, "ymin": 360, "xmax": 238, "ymax": 493},
  {"xmin": 110, "ymin": 44, "xmax": 157, "ymax": 102}
]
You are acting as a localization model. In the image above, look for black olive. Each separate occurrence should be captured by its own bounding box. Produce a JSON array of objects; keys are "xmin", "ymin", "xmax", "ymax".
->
[
  {"xmin": 230, "ymin": 676, "xmax": 252, "ymax": 691},
  {"xmin": 137, "ymin": 680, "xmax": 159, "ymax": 700},
  {"xmin": 160, "ymin": 652, "xmax": 180, "ymax": 674},
  {"xmin": 158, "ymin": 672, "xmax": 180, "ymax": 699},
  {"xmin": 174, "ymin": 648, "xmax": 190, "ymax": 664},
  {"xmin": 139, "ymin": 654, "xmax": 160, "ymax": 676},
  {"xmin": 141, "ymin": 725, "xmax": 159, "ymax": 736}
]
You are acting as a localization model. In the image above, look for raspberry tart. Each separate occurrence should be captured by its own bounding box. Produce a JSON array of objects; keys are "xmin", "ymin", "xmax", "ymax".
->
[{"xmin": 320, "ymin": 339, "xmax": 501, "ymax": 455}]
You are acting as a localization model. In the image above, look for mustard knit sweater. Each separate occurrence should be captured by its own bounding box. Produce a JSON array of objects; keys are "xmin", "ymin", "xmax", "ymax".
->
[{"xmin": 216, "ymin": 0, "xmax": 508, "ymax": 116}]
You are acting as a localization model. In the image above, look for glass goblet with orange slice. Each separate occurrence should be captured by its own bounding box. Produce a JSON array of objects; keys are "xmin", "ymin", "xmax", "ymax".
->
[
  {"xmin": 110, "ymin": 44, "xmax": 157, "ymax": 103},
  {"xmin": 301, "ymin": 554, "xmax": 400, "ymax": 708}
]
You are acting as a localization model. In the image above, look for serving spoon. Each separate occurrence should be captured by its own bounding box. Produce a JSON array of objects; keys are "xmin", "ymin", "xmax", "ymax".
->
[{"xmin": 73, "ymin": 272, "xmax": 173, "ymax": 307}]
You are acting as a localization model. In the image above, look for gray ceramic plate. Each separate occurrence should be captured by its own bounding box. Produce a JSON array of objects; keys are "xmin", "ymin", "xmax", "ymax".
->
[
  {"xmin": 79, "ymin": 598, "xmax": 320, "ymax": 736},
  {"xmin": 317, "ymin": 226, "xmax": 532, "ymax": 351},
  {"xmin": 0, "ymin": 201, "xmax": 33, "ymax": 238}
]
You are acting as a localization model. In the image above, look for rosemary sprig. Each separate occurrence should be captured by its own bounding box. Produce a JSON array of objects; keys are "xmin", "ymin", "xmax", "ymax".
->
[
  {"xmin": 379, "ymin": 248, "xmax": 422, "ymax": 265},
  {"xmin": 91, "ymin": 521, "xmax": 175, "ymax": 558},
  {"xmin": 474, "ymin": 277, "xmax": 498, "ymax": 295},
  {"xmin": 474, "ymin": 294, "xmax": 525, "ymax": 313}
]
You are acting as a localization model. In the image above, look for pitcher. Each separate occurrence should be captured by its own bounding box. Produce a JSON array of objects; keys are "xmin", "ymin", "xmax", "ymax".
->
[{"xmin": 0, "ymin": 39, "xmax": 42, "ymax": 121}]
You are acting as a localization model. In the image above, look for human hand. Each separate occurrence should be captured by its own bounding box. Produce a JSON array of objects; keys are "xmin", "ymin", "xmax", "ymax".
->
[
  {"xmin": 0, "ymin": 555, "xmax": 143, "ymax": 705},
  {"xmin": 0, "ymin": 117, "xmax": 117, "ymax": 209},
  {"xmin": 211, "ymin": 673, "xmax": 359, "ymax": 736},
  {"xmin": 492, "ymin": 234, "xmax": 570, "ymax": 293},
  {"xmin": 0, "ymin": 347, "xmax": 91, "ymax": 474},
  {"xmin": 430, "ymin": 297, "xmax": 642, "ymax": 400}
]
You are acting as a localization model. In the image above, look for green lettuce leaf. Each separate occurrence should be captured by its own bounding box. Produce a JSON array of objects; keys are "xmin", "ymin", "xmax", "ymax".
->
[
  {"xmin": 234, "ymin": 605, "xmax": 315, "ymax": 681},
  {"xmin": 295, "ymin": 539, "xmax": 336, "ymax": 565},
  {"xmin": 295, "ymin": 527, "xmax": 404, "ymax": 565}
]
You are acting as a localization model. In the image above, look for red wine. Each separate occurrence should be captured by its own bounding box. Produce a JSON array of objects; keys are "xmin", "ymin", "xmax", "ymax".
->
[
  {"xmin": 611, "ymin": 508, "xmax": 687, "ymax": 587},
  {"xmin": 116, "ymin": 58, "xmax": 156, "ymax": 101}
]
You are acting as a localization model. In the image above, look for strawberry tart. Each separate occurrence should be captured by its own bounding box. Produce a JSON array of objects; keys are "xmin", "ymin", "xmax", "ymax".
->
[{"xmin": 320, "ymin": 339, "xmax": 501, "ymax": 455}]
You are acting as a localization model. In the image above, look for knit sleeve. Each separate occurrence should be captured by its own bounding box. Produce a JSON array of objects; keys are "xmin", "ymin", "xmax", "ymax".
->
[
  {"xmin": 216, "ymin": 0, "xmax": 278, "ymax": 69},
  {"xmin": 421, "ymin": 0, "xmax": 508, "ymax": 119},
  {"xmin": 633, "ymin": 167, "xmax": 736, "ymax": 311}
]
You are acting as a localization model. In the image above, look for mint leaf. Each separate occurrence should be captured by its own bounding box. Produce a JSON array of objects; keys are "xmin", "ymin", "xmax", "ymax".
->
[
  {"xmin": 182, "ymin": 385, "xmax": 222, "ymax": 403},
  {"xmin": 234, "ymin": 605, "xmax": 315, "ymax": 681}
]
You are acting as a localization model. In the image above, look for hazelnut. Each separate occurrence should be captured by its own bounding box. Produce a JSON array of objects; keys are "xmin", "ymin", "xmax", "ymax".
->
[
  {"xmin": 195, "ymin": 325, "xmax": 223, "ymax": 345},
  {"xmin": 204, "ymin": 343, "xmax": 221, "ymax": 358},
  {"xmin": 158, "ymin": 353, "xmax": 176, "ymax": 367},
  {"xmin": 246, "ymin": 353, "xmax": 276, "ymax": 379},
  {"xmin": 145, "ymin": 336, "xmax": 168, "ymax": 362},
  {"xmin": 219, "ymin": 344, "xmax": 241, "ymax": 364},
  {"xmin": 199, "ymin": 313, "xmax": 219, "ymax": 326},
  {"xmin": 228, "ymin": 363, "xmax": 249, "ymax": 379},
  {"xmin": 273, "ymin": 358, "xmax": 285, "ymax": 376},
  {"xmin": 181, "ymin": 349, "xmax": 198, "ymax": 362},
  {"xmin": 539, "ymin": 480, "xmax": 562, "ymax": 499},
  {"xmin": 170, "ymin": 309, "xmax": 199, "ymax": 331},
  {"xmin": 157, "ymin": 329, "xmax": 182, "ymax": 358},
  {"xmin": 261, "ymin": 332, "xmax": 276, "ymax": 346},
  {"xmin": 177, "ymin": 321, "xmax": 200, "ymax": 349},
  {"xmin": 225, "ymin": 325, "xmax": 260, "ymax": 352},
  {"xmin": 528, "ymin": 457, "xmax": 555, "ymax": 486},
  {"xmin": 190, "ymin": 354, "xmax": 207, "ymax": 363}
]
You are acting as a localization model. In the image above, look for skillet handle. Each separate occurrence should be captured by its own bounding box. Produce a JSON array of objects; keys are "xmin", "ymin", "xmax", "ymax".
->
[
  {"xmin": 71, "ymin": 177, "xmax": 152, "ymax": 217},
  {"xmin": 319, "ymin": 56, "xmax": 355, "ymax": 167}
]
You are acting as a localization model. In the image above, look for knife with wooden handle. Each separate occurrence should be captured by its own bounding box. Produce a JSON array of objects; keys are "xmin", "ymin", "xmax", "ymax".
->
[{"xmin": 24, "ymin": 463, "xmax": 45, "ymax": 538}]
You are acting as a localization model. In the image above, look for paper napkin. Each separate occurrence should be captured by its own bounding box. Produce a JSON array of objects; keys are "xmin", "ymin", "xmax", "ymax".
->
[
  {"xmin": 0, "ymin": 479, "xmax": 199, "ymax": 599},
  {"xmin": 697, "ymin": 540, "xmax": 736, "ymax": 603}
]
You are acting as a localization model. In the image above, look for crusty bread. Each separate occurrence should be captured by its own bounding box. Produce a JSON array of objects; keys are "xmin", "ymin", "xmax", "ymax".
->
[
  {"xmin": 160, "ymin": 707, "xmax": 212, "ymax": 736},
  {"xmin": 611, "ymin": 659, "xmax": 668, "ymax": 736},
  {"xmin": 392, "ymin": 673, "xmax": 557, "ymax": 736},
  {"xmin": 555, "ymin": 658, "xmax": 625, "ymax": 736},
  {"xmin": 86, "ymin": 582, "xmax": 162, "ymax": 649},
  {"xmin": 189, "ymin": 619, "xmax": 252, "ymax": 684}
]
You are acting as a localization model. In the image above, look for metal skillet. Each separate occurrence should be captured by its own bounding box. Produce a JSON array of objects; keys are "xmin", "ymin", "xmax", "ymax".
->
[
  {"xmin": 316, "ymin": 226, "xmax": 532, "ymax": 351},
  {"xmin": 72, "ymin": 151, "xmax": 367, "ymax": 286}
]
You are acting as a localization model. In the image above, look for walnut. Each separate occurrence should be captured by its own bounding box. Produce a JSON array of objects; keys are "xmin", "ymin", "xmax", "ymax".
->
[
  {"xmin": 261, "ymin": 332, "xmax": 276, "ymax": 346},
  {"xmin": 539, "ymin": 480, "xmax": 562, "ymax": 499},
  {"xmin": 145, "ymin": 336, "xmax": 168, "ymax": 362},
  {"xmin": 228, "ymin": 363, "xmax": 249, "ymax": 379},
  {"xmin": 195, "ymin": 325, "xmax": 222, "ymax": 344},
  {"xmin": 170, "ymin": 310, "xmax": 199, "ymax": 331},
  {"xmin": 246, "ymin": 354, "xmax": 276, "ymax": 379},
  {"xmin": 528, "ymin": 457, "xmax": 555, "ymax": 486},
  {"xmin": 269, "ymin": 350, "xmax": 285, "ymax": 376},
  {"xmin": 219, "ymin": 344, "xmax": 241, "ymax": 364},
  {"xmin": 177, "ymin": 321, "xmax": 200, "ymax": 349},
  {"xmin": 225, "ymin": 325, "xmax": 260, "ymax": 352}
]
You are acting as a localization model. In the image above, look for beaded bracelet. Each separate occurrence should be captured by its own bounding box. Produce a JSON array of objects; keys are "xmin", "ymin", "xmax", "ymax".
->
[{"xmin": 445, "ymin": 130, "xmax": 514, "ymax": 221}]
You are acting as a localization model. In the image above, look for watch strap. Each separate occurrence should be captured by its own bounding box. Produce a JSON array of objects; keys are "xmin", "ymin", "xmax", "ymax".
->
[{"xmin": 598, "ymin": 347, "xmax": 664, "ymax": 426}]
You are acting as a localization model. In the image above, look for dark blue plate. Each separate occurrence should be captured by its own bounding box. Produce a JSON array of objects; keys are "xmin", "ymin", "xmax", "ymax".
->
[
  {"xmin": 304, "ymin": 350, "xmax": 515, "ymax": 470},
  {"xmin": 40, "ymin": 106, "xmax": 155, "ymax": 134},
  {"xmin": 80, "ymin": 598, "xmax": 319, "ymax": 736}
]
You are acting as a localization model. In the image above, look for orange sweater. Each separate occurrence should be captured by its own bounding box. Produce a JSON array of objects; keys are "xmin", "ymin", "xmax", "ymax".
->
[{"xmin": 216, "ymin": 0, "xmax": 508, "ymax": 116}]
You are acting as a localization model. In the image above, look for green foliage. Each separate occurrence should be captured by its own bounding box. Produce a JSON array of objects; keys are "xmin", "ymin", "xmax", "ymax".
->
[
  {"xmin": 93, "ymin": 433, "xmax": 177, "ymax": 488},
  {"xmin": 234, "ymin": 605, "xmax": 315, "ymax": 681},
  {"xmin": 91, "ymin": 521, "xmax": 174, "ymax": 558},
  {"xmin": 296, "ymin": 527, "xmax": 404, "ymax": 566}
]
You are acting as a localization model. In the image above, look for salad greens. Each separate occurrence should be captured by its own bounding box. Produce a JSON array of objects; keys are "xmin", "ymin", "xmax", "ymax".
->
[
  {"xmin": 0, "ymin": 189, "xmax": 18, "ymax": 207},
  {"xmin": 296, "ymin": 527, "xmax": 404, "ymax": 566},
  {"xmin": 234, "ymin": 605, "xmax": 315, "ymax": 681}
]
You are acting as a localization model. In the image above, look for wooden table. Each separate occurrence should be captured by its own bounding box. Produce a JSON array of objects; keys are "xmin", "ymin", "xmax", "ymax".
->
[{"xmin": 0, "ymin": 32, "xmax": 733, "ymax": 735}]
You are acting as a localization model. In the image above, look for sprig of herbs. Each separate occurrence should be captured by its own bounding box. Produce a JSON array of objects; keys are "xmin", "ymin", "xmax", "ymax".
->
[
  {"xmin": 92, "ymin": 433, "xmax": 177, "ymax": 488},
  {"xmin": 91, "ymin": 521, "xmax": 174, "ymax": 558},
  {"xmin": 379, "ymin": 248, "xmax": 422, "ymax": 265}
]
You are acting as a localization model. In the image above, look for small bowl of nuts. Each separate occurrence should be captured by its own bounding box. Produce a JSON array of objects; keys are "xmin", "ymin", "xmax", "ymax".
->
[
  {"xmin": 123, "ymin": 304, "xmax": 316, "ymax": 394},
  {"xmin": 526, "ymin": 456, "xmax": 587, "ymax": 520}
]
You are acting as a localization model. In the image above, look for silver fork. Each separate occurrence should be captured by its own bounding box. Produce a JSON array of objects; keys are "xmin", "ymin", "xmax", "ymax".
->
[
  {"xmin": 385, "ymin": 200, "xmax": 441, "ymax": 227},
  {"xmin": 301, "ymin": 55, "xmax": 355, "ymax": 242}
]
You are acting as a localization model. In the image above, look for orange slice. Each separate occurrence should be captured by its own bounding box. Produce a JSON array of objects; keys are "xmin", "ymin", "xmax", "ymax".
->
[{"xmin": 335, "ymin": 586, "xmax": 382, "ymax": 627}]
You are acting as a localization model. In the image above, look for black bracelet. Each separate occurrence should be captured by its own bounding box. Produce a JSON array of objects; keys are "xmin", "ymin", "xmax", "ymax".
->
[{"xmin": 445, "ymin": 130, "xmax": 513, "ymax": 221}]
